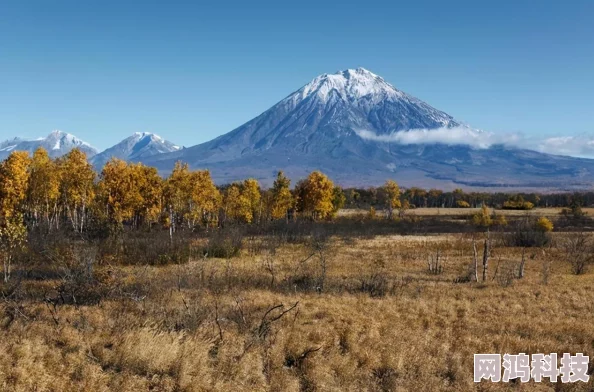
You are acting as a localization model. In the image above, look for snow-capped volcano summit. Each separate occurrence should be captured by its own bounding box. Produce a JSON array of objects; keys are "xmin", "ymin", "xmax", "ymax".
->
[
  {"xmin": 297, "ymin": 67, "xmax": 404, "ymax": 103},
  {"xmin": 91, "ymin": 132, "xmax": 180, "ymax": 168},
  {"xmin": 287, "ymin": 67, "xmax": 459, "ymax": 130},
  {"xmin": 143, "ymin": 67, "xmax": 461, "ymax": 168},
  {"xmin": 140, "ymin": 67, "xmax": 594, "ymax": 189},
  {"xmin": 0, "ymin": 130, "xmax": 97, "ymax": 160}
]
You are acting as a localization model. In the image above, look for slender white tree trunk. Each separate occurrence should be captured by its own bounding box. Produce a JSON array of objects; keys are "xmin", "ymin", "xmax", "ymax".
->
[{"xmin": 3, "ymin": 255, "xmax": 11, "ymax": 283}]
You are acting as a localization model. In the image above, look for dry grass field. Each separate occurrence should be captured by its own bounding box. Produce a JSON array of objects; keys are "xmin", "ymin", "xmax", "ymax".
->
[{"xmin": 1, "ymin": 219, "xmax": 593, "ymax": 391}]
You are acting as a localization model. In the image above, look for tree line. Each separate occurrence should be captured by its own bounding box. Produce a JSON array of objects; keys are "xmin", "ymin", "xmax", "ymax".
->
[
  {"xmin": 0, "ymin": 148, "xmax": 356, "ymax": 236},
  {"xmin": 1, "ymin": 146, "xmax": 589, "ymax": 239},
  {"xmin": 343, "ymin": 186, "xmax": 593, "ymax": 210}
]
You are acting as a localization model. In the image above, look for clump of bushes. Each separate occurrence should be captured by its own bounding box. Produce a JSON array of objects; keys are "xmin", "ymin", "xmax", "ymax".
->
[
  {"xmin": 502, "ymin": 201, "xmax": 534, "ymax": 210},
  {"xmin": 101, "ymin": 231, "xmax": 191, "ymax": 266},
  {"xmin": 505, "ymin": 217, "xmax": 553, "ymax": 247},
  {"xmin": 359, "ymin": 273, "xmax": 390, "ymax": 297},
  {"xmin": 46, "ymin": 244, "xmax": 105, "ymax": 306},
  {"xmin": 471, "ymin": 205, "xmax": 492, "ymax": 227},
  {"xmin": 502, "ymin": 195, "xmax": 534, "ymax": 210},
  {"xmin": 471, "ymin": 205, "xmax": 507, "ymax": 228},
  {"xmin": 560, "ymin": 232, "xmax": 593, "ymax": 275},
  {"xmin": 535, "ymin": 217, "xmax": 554, "ymax": 233},
  {"xmin": 204, "ymin": 229, "xmax": 244, "ymax": 258},
  {"xmin": 560, "ymin": 204, "xmax": 587, "ymax": 219}
]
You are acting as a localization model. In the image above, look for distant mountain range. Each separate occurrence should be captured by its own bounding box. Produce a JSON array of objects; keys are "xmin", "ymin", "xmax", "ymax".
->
[
  {"xmin": 0, "ymin": 130, "xmax": 98, "ymax": 160},
  {"xmin": 1, "ymin": 68, "xmax": 594, "ymax": 190},
  {"xmin": 0, "ymin": 130, "xmax": 180, "ymax": 169}
]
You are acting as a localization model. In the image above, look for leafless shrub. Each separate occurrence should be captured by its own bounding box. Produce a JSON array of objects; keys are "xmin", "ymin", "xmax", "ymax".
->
[
  {"xmin": 104, "ymin": 231, "xmax": 191, "ymax": 265},
  {"xmin": 560, "ymin": 232, "xmax": 593, "ymax": 275},
  {"xmin": 455, "ymin": 259, "xmax": 475, "ymax": 284},
  {"xmin": 427, "ymin": 248, "xmax": 446, "ymax": 274},
  {"xmin": 504, "ymin": 217, "xmax": 550, "ymax": 247},
  {"xmin": 1, "ymin": 281, "xmax": 29, "ymax": 329},
  {"xmin": 45, "ymin": 245, "xmax": 103, "ymax": 306},
  {"xmin": 309, "ymin": 230, "xmax": 331, "ymax": 293},
  {"xmin": 205, "ymin": 229, "xmax": 244, "ymax": 259},
  {"xmin": 496, "ymin": 262, "xmax": 515, "ymax": 288},
  {"xmin": 359, "ymin": 273, "xmax": 390, "ymax": 297},
  {"xmin": 241, "ymin": 301, "xmax": 300, "ymax": 356},
  {"xmin": 372, "ymin": 365, "xmax": 398, "ymax": 392}
]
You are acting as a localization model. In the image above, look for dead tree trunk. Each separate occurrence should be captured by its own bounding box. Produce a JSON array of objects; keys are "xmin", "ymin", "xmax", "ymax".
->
[
  {"xmin": 472, "ymin": 238, "xmax": 479, "ymax": 282},
  {"xmin": 482, "ymin": 232, "xmax": 490, "ymax": 282},
  {"xmin": 518, "ymin": 247, "xmax": 526, "ymax": 279}
]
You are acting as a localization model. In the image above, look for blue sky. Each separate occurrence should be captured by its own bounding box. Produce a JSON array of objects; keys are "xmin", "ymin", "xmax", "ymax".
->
[{"xmin": 1, "ymin": 1, "xmax": 593, "ymax": 153}]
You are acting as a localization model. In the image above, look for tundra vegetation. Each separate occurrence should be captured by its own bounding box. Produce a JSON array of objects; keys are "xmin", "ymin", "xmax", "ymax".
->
[{"xmin": 0, "ymin": 148, "xmax": 593, "ymax": 391}]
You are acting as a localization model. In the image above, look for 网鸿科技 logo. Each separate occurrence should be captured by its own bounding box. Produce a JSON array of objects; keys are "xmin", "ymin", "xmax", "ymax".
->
[{"xmin": 474, "ymin": 353, "xmax": 590, "ymax": 383}]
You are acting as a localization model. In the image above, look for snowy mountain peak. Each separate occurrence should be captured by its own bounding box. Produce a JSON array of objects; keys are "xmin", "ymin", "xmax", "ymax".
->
[
  {"xmin": 133, "ymin": 131, "xmax": 155, "ymax": 138},
  {"xmin": 341, "ymin": 67, "xmax": 381, "ymax": 80},
  {"xmin": 295, "ymin": 67, "xmax": 404, "ymax": 103},
  {"xmin": 0, "ymin": 131, "xmax": 97, "ymax": 159},
  {"xmin": 46, "ymin": 130, "xmax": 94, "ymax": 150},
  {"xmin": 90, "ymin": 132, "xmax": 180, "ymax": 168}
]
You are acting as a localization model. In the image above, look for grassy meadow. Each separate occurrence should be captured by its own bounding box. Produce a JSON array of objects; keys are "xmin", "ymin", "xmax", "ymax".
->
[{"xmin": 1, "ymin": 210, "xmax": 593, "ymax": 391}]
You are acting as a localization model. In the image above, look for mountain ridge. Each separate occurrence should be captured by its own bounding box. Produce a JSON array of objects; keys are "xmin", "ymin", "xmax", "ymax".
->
[
  {"xmin": 0, "ymin": 130, "xmax": 98, "ymax": 160},
  {"xmin": 90, "ymin": 132, "xmax": 180, "ymax": 168}
]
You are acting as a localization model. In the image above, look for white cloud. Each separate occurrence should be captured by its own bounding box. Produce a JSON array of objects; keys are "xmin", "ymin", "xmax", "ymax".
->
[
  {"xmin": 355, "ymin": 127, "xmax": 594, "ymax": 158},
  {"xmin": 534, "ymin": 136, "xmax": 594, "ymax": 158}
]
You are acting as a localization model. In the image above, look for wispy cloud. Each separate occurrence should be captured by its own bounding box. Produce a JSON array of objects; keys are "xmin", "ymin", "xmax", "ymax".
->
[
  {"xmin": 534, "ymin": 136, "xmax": 594, "ymax": 158},
  {"xmin": 354, "ymin": 127, "xmax": 594, "ymax": 158}
]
